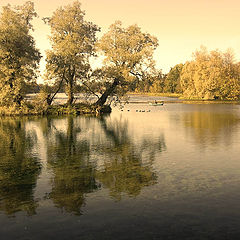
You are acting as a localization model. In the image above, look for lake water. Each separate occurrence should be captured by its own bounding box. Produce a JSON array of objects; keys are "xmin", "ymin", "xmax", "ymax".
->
[{"xmin": 1, "ymin": 99, "xmax": 240, "ymax": 239}]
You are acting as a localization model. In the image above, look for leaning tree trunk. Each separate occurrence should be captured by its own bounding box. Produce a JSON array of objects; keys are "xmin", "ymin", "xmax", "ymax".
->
[{"xmin": 94, "ymin": 77, "xmax": 120, "ymax": 107}]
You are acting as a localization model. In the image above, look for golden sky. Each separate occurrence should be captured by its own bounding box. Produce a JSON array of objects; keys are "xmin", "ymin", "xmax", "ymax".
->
[{"xmin": 1, "ymin": 0, "xmax": 240, "ymax": 75}]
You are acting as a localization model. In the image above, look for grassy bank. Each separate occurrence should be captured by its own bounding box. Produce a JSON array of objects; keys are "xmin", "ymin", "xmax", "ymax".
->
[
  {"xmin": 127, "ymin": 92, "xmax": 240, "ymax": 104},
  {"xmin": 127, "ymin": 92, "xmax": 182, "ymax": 98},
  {"xmin": 0, "ymin": 103, "xmax": 111, "ymax": 117},
  {"xmin": 182, "ymin": 100, "xmax": 240, "ymax": 104}
]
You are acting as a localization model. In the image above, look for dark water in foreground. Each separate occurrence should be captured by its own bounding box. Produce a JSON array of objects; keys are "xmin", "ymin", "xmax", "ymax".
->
[{"xmin": 1, "ymin": 102, "xmax": 240, "ymax": 239}]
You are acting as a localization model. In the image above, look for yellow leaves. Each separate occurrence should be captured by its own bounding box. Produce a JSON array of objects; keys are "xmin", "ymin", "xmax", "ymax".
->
[
  {"xmin": 180, "ymin": 47, "xmax": 240, "ymax": 100},
  {"xmin": 46, "ymin": 1, "xmax": 99, "ymax": 83},
  {"xmin": 0, "ymin": 2, "xmax": 40, "ymax": 107},
  {"xmin": 97, "ymin": 21, "xmax": 158, "ymax": 74},
  {"xmin": 95, "ymin": 21, "xmax": 158, "ymax": 103}
]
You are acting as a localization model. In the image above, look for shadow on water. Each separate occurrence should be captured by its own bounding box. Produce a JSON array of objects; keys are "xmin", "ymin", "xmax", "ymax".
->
[{"xmin": 0, "ymin": 118, "xmax": 41, "ymax": 216}]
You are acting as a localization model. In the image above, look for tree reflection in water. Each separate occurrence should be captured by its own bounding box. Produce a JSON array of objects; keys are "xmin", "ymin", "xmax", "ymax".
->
[
  {"xmin": 44, "ymin": 115, "xmax": 166, "ymax": 214},
  {"xmin": 96, "ymin": 116, "xmax": 161, "ymax": 200},
  {"xmin": 0, "ymin": 118, "xmax": 41, "ymax": 216},
  {"xmin": 182, "ymin": 109, "xmax": 240, "ymax": 146},
  {"xmin": 0, "ymin": 115, "xmax": 166, "ymax": 216},
  {"xmin": 46, "ymin": 117, "xmax": 100, "ymax": 215}
]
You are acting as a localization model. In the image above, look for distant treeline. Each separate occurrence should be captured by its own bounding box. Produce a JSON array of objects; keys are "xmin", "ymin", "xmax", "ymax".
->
[{"xmin": 134, "ymin": 47, "xmax": 240, "ymax": 100}]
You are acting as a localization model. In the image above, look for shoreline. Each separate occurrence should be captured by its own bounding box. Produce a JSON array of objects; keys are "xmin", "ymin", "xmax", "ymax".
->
[
  {"xmin": 0, "ymin": 104, "xmax": 111, "ymax": 117},
  {"xmin": 127, "ymin": 92, "xmax": 240, "ymax": 104},
  {"xmin": 1, "ymin": 95, "xmax": 239, "ymax": 117}
]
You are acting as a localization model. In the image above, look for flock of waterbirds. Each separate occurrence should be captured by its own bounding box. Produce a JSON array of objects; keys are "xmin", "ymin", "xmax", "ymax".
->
[
  {"xmin": 117, "ymin": 100, "xmax": 166, "ymax": 113},
  {"xmin": 119, "ymin": 105, "xmax": 165, "ymax": 112},
  {"xmin": 120, "ymin": 108, "xmax": 151, "ymax": 112}
]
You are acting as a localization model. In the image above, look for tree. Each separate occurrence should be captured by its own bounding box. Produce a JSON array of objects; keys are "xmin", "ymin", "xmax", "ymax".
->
[
  {"xmin": 94, "ymin": 21, "xmax": 158, "ymax": 106},
  {"xmin": 180, "ymin": 47, "xmax": 240, "ymax": 100},
  {"xmin": 45, "ymin": 1, "xmax": 100, "ymax": 105},
  {"xmin": 149, "ymin": 71, "xmax": 166, "ymax": 93},
  {"xmin": 134, "ymin": 70, "xmax": 164, "ymax": 93},
  {"xmin": 164, "ymin": 63, "xmax": 183, "ymax": 93},
  {"xmin": 0, "ymin": 1, "xmax": 41, "ymax": 107}
]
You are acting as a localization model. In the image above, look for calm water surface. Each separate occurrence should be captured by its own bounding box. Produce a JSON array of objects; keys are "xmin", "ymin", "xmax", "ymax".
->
[{"xmin": 1, "ymin": 100, "xmax": 240, "ymax": 239}]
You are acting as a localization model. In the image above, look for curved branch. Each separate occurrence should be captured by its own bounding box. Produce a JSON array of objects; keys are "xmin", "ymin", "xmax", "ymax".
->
[{"xmin": 47, "ymin": 69, "xmax": 66, "ymax": 105}]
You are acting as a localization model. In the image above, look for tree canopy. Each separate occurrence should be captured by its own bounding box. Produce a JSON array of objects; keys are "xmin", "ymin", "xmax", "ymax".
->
[
  {"xmin": 45, "ymin": 1, "xmax": 100, "ymax": 105},
  {"xmin": 94, "ymin": 21, "xmax": 158, "ymax": 106},
  {"xmin": 164, "ymin": 63, "xmax": 183, "ymax": 93},
  {"xmin": 180, "ymin": 47, "xmax": 240, "ymax": 100},
  {"xmin": 0, "ymin": 1, "xmax": 41, "ymax": 107}
]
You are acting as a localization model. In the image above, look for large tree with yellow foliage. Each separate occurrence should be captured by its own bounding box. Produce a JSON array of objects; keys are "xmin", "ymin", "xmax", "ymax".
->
[
  {"xmin": 180, "ymin": 47, "xmax": 240, "ymax": 100},
  {"xmin": 94, "ymin": 21, "xmax": 158, "ymax": 106},
  {"xmin": 45, "ymin": 1, "xmax": 100, "ymax": 105},
  {"xmin": 0, "ymin": 1, "xmax": 41, "ymax": 107}
]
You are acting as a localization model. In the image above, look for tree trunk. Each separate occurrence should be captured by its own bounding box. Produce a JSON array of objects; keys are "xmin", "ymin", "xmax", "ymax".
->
[
  {"xmin": 14, "ymin": 94, "xmax": 23, "ymax": 106},
  {"xmin": 47, "ymin": 76, "xmax": 65, "ymax": 106},
  {"xmin": 94, "ymin": 77, "xmax": 120, "ymax": 107},
  {"xmin": 66, "ymin": 80, "xmax": 74, "ymax": 106}
]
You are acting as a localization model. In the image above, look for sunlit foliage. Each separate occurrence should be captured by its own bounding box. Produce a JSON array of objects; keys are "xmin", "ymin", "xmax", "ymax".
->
[
  {"xmin": 180, "ymin": 47, "xmax": 240, "ymax": 100},
  {"xmin": 95, "ymin": 21, "xmax": 158, "ymax": 106},
  {"xmin": 45, "ymin": 1, "xmax": 100, "ymax": 105},
  {"xmin": 0, "ymin": 2, "xmax": 41, "ymax": 107}
]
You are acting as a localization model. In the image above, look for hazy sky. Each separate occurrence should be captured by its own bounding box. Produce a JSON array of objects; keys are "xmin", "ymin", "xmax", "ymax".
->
[{"xmin": 1, "ymin": 0, "xmax": 240, "ymax": 75}]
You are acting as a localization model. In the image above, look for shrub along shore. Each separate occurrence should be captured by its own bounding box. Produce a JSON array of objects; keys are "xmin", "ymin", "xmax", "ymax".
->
[{"xmin": 0, "ymin": 103, "xmax": 111, "ymax": 117}]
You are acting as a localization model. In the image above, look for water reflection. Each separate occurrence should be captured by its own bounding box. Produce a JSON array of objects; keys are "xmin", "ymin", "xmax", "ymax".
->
[
  {"xmin": 0, "ymin": 118, "xmax": 41, "ymax": 216},
  {"xmin": 96, "ymin": 117, "xmax": 160, "ymax": 200},
  {"xmin": 46, "ymin": 117, "xmax": 100, "ymax": 215},
  {"xmin": 1, "ymin": 104, "xmax": 240, "ymax": 239},
  {"xmin": 181, "ymin": 106, "xmax": 240, "ymax": 146},
  {"xmin": 37, "ymin": 115, "xmax": 164, "ymax": 214}
]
